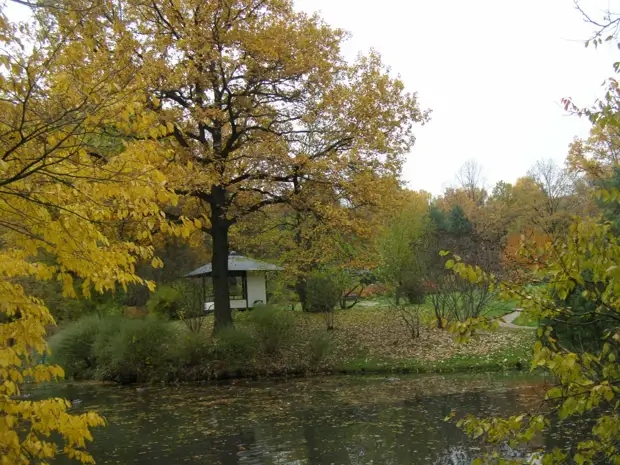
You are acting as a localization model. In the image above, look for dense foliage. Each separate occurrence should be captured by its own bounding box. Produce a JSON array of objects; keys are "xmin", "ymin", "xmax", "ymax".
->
[
  {"xmin": 41, "ymin": 0, "xmax": 429, "ymax": 332},
  {"xmin": 51, "ymin": 307, "xmax": 333, "ymax": 383},
  {"xmin": 305, "ymin": 273, "xmax": 341, "ymax": 314},
  {"xmin": 441, "ymin": 8, "xmax": 620, "ymax": 464},
  {"xmin": 0, "ymin": 2, "xmax": 178, "ymax": 461}
]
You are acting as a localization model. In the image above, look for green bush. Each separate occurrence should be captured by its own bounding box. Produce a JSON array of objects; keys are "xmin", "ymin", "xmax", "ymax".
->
[
  {"xmin": 305, "ymin": 273, "xmax": 340, "ymax": 313},
  {"xmin": 104, "ymin": 317, "xmax": 176, "ymax": 383},
  {"xmin": 50, "ymin": 305, "xmax": 334, "ymax": 381},
  {"xmin": 546, "ymin": 284, "xmax": 607, "ymax": 352},
  {"xmin": 213, "ymin": 327, "xmax": 255, "ymax": 367},
  {"xmin": 146, "ymin": 285, "xmax": 182, "ymax": 319},
  {"xmin": 307, "ymin": 331, "xmax": 334, "ymax": 368},
  {"xmin": 174, "ymin": 332, "xmax": 213, "ymax": 367},
  {"xmin": 91, "ymin": 316, "xmax": 125, "ymax": 380},
  {"xmin": 49, "ymin": 315, "xmax": 102, "ymax": 379},
  {"xmin": 399, "ymin": 280, "xmax": 426, "ymax": 305},
  {"xmin": 52, "ymin": 314, "xmax": 178, "ymax": 383},
  {"xmin": 247, "ymin": 305, "xmax": 295, "ymax": 355}
]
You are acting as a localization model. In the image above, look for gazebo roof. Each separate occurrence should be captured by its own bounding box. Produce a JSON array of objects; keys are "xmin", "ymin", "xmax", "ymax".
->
[{"xmin": 185, "ymin": 251, "xmax": 283, "ymax": 277}]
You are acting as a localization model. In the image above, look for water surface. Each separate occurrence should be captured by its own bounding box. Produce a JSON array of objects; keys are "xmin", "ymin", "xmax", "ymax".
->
[{"xmin": 37, "ymin": 372, "xmax": 571, "ymax": 465}]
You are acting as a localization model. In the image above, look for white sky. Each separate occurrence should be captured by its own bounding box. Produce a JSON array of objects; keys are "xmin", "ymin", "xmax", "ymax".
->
[
  {"xmin": 6, "ymin": 1, "xmax": 618, "ymax": 195},
  {"xmin": 296, "ymin": 0, "xmax": 619, "ymax": 195}
]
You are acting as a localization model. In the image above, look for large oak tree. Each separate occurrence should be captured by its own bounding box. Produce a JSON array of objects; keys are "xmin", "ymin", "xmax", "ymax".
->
[{"xmin": 52, "ymin": 0, "xmax": 429, "ymax": 331}]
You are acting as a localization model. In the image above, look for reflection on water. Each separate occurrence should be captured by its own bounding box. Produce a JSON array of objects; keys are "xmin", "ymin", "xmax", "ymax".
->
[{"xmin": 33, "ymin": 372, "xmax": 572, "ymax": 465}]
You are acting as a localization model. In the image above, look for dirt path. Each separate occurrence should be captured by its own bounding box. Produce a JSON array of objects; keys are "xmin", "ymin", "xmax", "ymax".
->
[{"xmin": 498, "ymin": 310, "xmax": 535, "ymax": 329}]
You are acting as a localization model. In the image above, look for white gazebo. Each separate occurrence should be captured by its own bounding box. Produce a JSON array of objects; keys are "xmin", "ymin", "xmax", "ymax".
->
[{"xmin": 185, "ymin": 251, "xmax": 283, "ymax": 312}]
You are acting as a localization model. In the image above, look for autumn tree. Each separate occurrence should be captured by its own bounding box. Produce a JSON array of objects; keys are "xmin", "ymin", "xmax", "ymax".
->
[
  {"xmin": 568, "ymin": 122, "xmax": 620, "ymax": 179},
  {"xmin": 0, "ymin": 4, "xmax": 176, "ymax": 463},
  {"xmin": 527, "ymin": 158, "xmax": 579, "ymax": 235},
  {"xmin": 50, "ymin": 0, "xmax": 428, "ymax": 331},
  {"xmin": 439, "ymin": 162, "xmax": 500, "ymax": 247},
  {"xmin": 376, "ymin": 189, "xmax": 431, "ymax": 303},
  {"xmin": 451, "ymin": 7, "xmax": 620, "ymax": 462},
  {"xmin": 456, "ymin": 159, "xmax": 487, "ymax": 205},
  {"xmin": 234, "ymin": 177, "xmax": 398, "ymax": 310},
  {"xmin": 507, "ymin": 175, "xmax": 544, "ymax": 229},
  {"xmin": 490, "ymin": 180, "xmax": 513, "ymax": 202},
  {"xmin": 486, "ymin": 178, "xmax": 551, "ymax": 273},
  {"xmin": 484, "ymin": 181, "xmax": 518, "ymax": 243}
]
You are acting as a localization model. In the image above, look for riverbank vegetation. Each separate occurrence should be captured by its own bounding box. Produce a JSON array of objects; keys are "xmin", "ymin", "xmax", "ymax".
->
[{"xmin": 50, "ymin": 305, "xmax": 533, "ymax": 384}]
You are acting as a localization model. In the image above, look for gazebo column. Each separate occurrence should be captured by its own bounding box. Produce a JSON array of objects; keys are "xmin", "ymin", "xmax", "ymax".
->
[
  {"xmin": 201, "ymin": 275, "xmax": 207, "ymax": 311},
  {"xmin": 243, "ymin": 271, "xmax": 249, "ymax": 310}
]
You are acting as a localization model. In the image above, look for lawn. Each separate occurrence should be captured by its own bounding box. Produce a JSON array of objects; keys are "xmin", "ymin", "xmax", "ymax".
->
[
  {"xmin": 202, "ymin": 303, "xmax": 535, "ymax": 375},
  {"xmin": 353, "ymin": 294, "xmax": 520, "ymax": 319},
  {"xmin": 339, "ymin": 343, "xmax": 532, "ymax": 374},
  {"xmin": 484, "ymin": 298, "xmax": 521, "ymax": 318},
  {"xmin": 512, "ymin": 311, "xmax": 539, "ymax": 327},
  {"xmin": 323, "ymin": 306, "xmax": 533, "ymax": 371}
]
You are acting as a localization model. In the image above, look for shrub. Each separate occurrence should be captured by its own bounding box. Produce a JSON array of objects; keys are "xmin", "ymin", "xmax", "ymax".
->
[
  {"xmin": 305, "ymin": 273, "xmax": 340, "ymax": 313},
  {"xmin": 146, "ymin": 285, "xmax": 182, "ymax": 319},
  {"xmin": 213, "ymin": 327, "xmax": 255, "ymax": 369},
  {"xmin": 392, "ymin": 303, "xmax": 423, "ymax": 339},
  {"xmin": 306, "ymin": 331, "xmax": 334, "ymax": 368},
  {"xmin": 174, "ymin": 280, "xmax": 208, "ymax": 333},
  {"xmin": 174, "ymin": 331, "xmax": 213, "ymax": 367},
  {"xmin": 52, "ymin": 315, "xmax": 213, "ymax": 383},
  {"xmin": 306, "ymin": 273, "xmax": 339, "ymax": 329},
  {"xmin": 104, "ymin": 317, "xmax": 176, "ymax": 383},
  {"xmin": 91, "ymin": 316, "xmax": 125, "ymax": 380},
  {"xmin": 399, "ymin": 279, "xmax": 426, "ymax": 305},
  {"xmin": 246, "ymin": 305, "xmax": 296, "ymax": 355},
  {"xmin": 49, "ymin": 315, "xmax": 102, "ymax": 379}
]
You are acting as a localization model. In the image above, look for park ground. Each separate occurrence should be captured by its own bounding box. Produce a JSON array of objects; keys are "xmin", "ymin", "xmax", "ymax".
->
[
  {"xmin": 191, "ymin": 299, "xmax": 534, "ymax": 376},
  {"xmin": 50, "ymin": 296, "xmax": 537, "ymax": 384}
]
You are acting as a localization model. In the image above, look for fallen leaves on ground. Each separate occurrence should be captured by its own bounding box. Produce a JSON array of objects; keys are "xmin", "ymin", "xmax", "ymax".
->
[
  {"xmin": 199, "ymin": 306, "xmax": 534, "ymax": 375},
  {"xmin": 317, "ymin": 307, "xmax": 531, "ymax": 363}
]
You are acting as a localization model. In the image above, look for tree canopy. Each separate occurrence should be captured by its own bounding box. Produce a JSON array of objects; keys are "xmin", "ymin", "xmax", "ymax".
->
[
  {"xmin": 0, "ymin": 3, "xmax": 178, "ymax": 462},
  {"xmin": 45, "ymin": 0, "xmax": 429, "ymax": 331}
]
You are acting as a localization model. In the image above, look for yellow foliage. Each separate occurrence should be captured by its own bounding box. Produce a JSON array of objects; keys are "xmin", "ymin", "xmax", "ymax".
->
[
  {"xmin": 568, "ymin": 123, "xmax": 620, "ymax": 180},
  {"xmin": 450, "ymin": 205, "xmax": 620, "ymax": 464},
  {"xmin": 42, "ymin": 0, "xmax": 428, "ymax": 328},
  {"xmin": 0, "ymin": 6, "xmax": 175, "ymax": 463}
]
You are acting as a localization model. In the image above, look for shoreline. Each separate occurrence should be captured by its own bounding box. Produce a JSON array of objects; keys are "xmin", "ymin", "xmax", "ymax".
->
[{"xmin": 55, "ymin": 350, "xmax": 532, "ymax": 386}]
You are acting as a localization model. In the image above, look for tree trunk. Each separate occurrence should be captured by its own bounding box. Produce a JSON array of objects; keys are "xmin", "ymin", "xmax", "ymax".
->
[
  {"xmin": 434, "ymin": 310, "xmax": 445, "ymax": 329},
  {"xmin": 211, "ymin": 187, "xmax": 233, "ymax": 334},
  {"xmin": 295, "ymin": 277, "xmax": 307, "ymax": 311},
  {"xmin": 291, "ymin": 181, "xmax": 310, "ymax": 312},
  {"xmin": 395, "ymin": 283, "xmax": 403, "ymax": 305}
]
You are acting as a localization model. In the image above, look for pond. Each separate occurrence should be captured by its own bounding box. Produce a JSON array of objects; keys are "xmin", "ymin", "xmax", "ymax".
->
[{"xmin": 35, "ymin": 372, "xmax": 579, "ymax": 465}]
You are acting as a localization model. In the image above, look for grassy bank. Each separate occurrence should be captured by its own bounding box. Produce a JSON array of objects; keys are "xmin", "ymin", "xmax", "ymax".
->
[
  {"xmin": 304, "ymin": 305, "xmax": 532, "ymax": 372},
  {"xmin": 339, "ymin": 344, "xmax": 531, "ymax": 374},
  {"xmin": 50, "ymin": 305, "xmax": 535, "ymax": 384},
  {"xmin": 512, "ymin": 312, "xmax": 539, "ymax": 327}
]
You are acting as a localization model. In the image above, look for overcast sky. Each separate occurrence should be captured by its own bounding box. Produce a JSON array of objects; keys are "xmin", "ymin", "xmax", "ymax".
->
[
  {"xmin": 6, "ymin": 1, "xmax": 617, "ymax": 195},
  {"xmin": 295, "ymin": 0, "xmax": 618, "ymax": 195}
]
